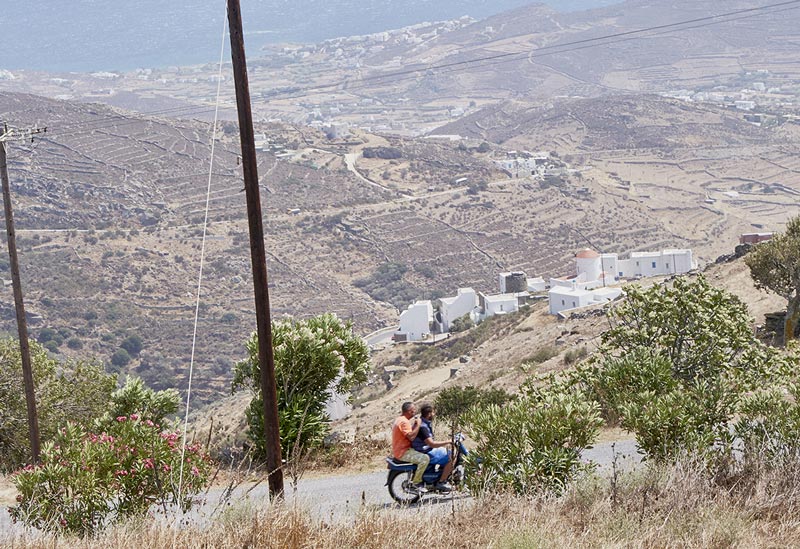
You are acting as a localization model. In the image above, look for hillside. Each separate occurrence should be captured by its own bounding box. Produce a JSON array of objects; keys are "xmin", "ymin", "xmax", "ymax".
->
[
  {"xmin": 195, "ymin": 252, "xmax": 785, "ymax": 453},
  {"xmin": 0, "ymin": 89, "xmax": 795, "ymax": 405}
]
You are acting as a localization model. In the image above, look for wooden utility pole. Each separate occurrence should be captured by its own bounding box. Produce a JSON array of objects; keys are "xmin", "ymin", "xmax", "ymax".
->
[
  {"xmin": 0, "ymin": 124, "xmax": 46, "ymax": 464},
  {"xmin": 227, "ymin": 0, "xmax": 284, "ymax": 497}
]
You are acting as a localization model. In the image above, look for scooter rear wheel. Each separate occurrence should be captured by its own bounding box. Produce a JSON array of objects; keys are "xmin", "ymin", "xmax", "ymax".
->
[{"xmin": 387, "ymin": 470, "xmax": 422, "ymax": 505}]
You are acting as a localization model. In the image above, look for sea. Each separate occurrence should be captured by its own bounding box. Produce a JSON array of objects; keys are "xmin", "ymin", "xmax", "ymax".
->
[{"xmin": 3, "ymin": 0, "xmax": 620, "ymax": 73}]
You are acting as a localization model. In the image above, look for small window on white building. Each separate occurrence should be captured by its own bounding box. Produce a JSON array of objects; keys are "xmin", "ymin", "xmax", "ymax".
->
[
  {"xmin": 561, "ymin": 299, "xmax": 565, "ymax": 305},
  {"xmin": 636, "ymin": 261, "xmax": 639, "ymax": 267},
  {"xmin": 666, "ymin": 263, "xmax": 670, "ymax": 269},
  {"xmin": 572, "ymin": 301, "xmax": 577, "ymax": 307},
  {"xmin": 651, "ymin": 261, "xmax": 656, "ymax": 269}
]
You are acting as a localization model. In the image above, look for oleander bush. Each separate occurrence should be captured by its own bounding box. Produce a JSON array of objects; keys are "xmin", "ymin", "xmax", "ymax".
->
[
  {"xmin": 8, "ymin": 416, "xmax": 211, "ymax": 536},
  {"xmin": 464, "ymin": 387, "xmax": 602, "ymax": 495}
]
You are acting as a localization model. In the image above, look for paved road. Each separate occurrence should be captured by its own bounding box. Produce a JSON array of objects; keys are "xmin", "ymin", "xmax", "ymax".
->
[{"xmin": 0, "ymin": 439, "xmax": 641, "ymax": 537}]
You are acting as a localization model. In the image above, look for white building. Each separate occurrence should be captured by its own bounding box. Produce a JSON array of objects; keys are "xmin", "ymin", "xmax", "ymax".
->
[
  {"xmin": 574, "ymin": 248, "xmax": 619, "ymax": 285},
  {"xmin": 617, "ymin": 249, "xmax": 695, "ymax": 278},
  {"xmin": 437, "ymin": 288, "xmax": 478, "ymax": 332},
  {"xmin": 395, "ymin": 300, "xmax": 433, "ymax": 342},
  {"xmin": 480, "ymin": 293, "xmax": 520, "ymax": 318},
  {"xmin": 549, "ymin": 285, "xmax": 624, "ymax": 315},
  {"xmin": 575, "ymin": 248, "xmax": 695, "ymax": 281},
  {"xmin": 549, "ymin": 286, "xmax": 595, "ymax": 315},
  {"xmin": 527, "ymin": 276, "xmax": 546, "ymax": 292}
]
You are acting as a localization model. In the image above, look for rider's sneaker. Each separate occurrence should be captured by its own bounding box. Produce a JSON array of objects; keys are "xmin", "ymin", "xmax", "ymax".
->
[
  {"xmin": 434, "ymin": 482, "xmax": 452, "ymax": 493},
  {"xmin": 410, "ymin": 482, "xmax": 428, "ymax": 494}
]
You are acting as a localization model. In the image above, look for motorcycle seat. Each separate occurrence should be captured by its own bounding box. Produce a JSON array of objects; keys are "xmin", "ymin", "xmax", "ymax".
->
[{"xmin": 385, "ymin": 456, "xmax": 412, "ymax": 466}]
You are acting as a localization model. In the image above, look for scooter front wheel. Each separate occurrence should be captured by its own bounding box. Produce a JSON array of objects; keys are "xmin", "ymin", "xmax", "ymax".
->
[{"xmin": 387, "ymin": 470, "xmax": 422, "ymax": 505}]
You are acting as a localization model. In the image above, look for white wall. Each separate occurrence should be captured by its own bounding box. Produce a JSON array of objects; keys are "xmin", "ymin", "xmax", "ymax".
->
[
  {"xmin": 440, "ymin": 288, "xmax": 478, "ymax": 332},
  {"xmin": 600, "ymin": 253, "xmax": 619, "ymax": 282},
  {"xmin": 484, "ymin": 294, "xmax": 519, "ymax": 317},
  {"xmin": 397, "ymin": 300, "xmax": 433, "ymax": 341},
  {"xmin": 576, "ymin": 256, "xmax": 601, "ymax": 283},
  {"xmin": 527, "ymin": 277, "xmax": 546, "ymax": 292},
  {"xmin": 618, "ymin": 249, "xmax": 694, "ymax": 278},
  {"xmin": 548, "ymin": 287, "xmax": 594, "ymax": 315}
]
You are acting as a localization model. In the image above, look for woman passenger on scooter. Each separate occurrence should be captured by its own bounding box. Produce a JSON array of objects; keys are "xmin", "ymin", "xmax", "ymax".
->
[{"xmin": 413, "ymin": 403, "xmax": 453, "ymax": 493}]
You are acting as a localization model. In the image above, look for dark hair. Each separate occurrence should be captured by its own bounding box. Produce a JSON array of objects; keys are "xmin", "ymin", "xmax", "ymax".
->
[
  {"xmin": 401, "ymin": 401, "xmax": 414, "ymax": 413},
  {"xmin": 420, "ymin": 403, "xmax": 433, "ymax": 418}
]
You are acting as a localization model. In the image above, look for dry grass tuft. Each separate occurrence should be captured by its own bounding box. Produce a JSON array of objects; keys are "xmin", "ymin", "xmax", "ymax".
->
[{"xmin": 8, "ymin": 459, "xmax": 800, "ymax": 548}]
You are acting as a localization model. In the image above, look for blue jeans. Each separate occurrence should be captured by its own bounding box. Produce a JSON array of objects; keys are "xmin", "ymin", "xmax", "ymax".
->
[{"xmin": 428, "ymin": 447, "xmax": 450, "ymax": 465}]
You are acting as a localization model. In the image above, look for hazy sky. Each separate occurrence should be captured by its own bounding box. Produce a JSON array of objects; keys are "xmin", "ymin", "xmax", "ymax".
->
[{"xmin": 2, "ymin": 0, "xmax": 620, "ymax": 72}]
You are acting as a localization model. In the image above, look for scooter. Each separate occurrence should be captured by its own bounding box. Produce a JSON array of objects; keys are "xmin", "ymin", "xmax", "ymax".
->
[{"xmin": 385, "ymin": 433, "xmax": 469, "ymax": 504}]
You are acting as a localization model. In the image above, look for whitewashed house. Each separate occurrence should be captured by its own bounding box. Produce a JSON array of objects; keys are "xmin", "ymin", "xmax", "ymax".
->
[
  {"xmin": 575, "ymin": 247, "xmax": 695, "ymax": 281},
  {"xmin": 480, "ymin": 293, "xmax": 520, "ymax": 318},
  {"xmin": 549, "ymin": 286, "xmax": 595, "ymax": 315},
  {"xmin": 549, "ymin": 285, "xmax": 624, "ymax": 315},
  {"xmin": 617, "ymin": 249, "xmax": 695, "ymax": 278},
  {"xmin": 437, "ymin": 288, "xmax": 478, "ymax": 332},
  {"xmin": 395, "ymin": 300, "xmax": 433, "ymax": 342},
  {"xmin": 526, "ymin": 276, "xmax": 546, "ymax": 292}
]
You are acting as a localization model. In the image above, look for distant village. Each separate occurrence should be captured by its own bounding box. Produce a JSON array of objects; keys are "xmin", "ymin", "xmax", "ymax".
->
[
  {"xmin": 393, "ymin": 231, "xmax": 775, "ymax": 343},
  {"xmin": 393, "ymin": 246, "xmax": 698, "ymax": 343},
  {"xmin": 662, "ymin": 68, "xmax": 800, "ymax": 125}
]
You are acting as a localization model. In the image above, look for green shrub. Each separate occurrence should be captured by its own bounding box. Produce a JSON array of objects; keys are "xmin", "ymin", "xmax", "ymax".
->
[
  {"xmin": 465, "ymin": 388, "xmax": 601, "ymax": 495},
  {"xmin": 66, "ymin": 337, "xmax": 83, "ymax": 350},
  {"xmin": 450, "ymin": 313, "xmax": 474, "ymax": 333},
  {"xmin": 111, "ymin": 348, "xmax": 131, "ymax": 368},
  {"xmin": 563, "ymin": 347, "xmax": 588, "ymax": 365},
  {"xmin": 37, "ymin": 327, "xmax": 57, "ymax": 343},
  {"xmin": 734, "ymin": 383, "xmax": 800, "ymax": 466},
  {"xmin": 232, "ymin": 313, "xmax": 370, "ymax": 461},
  {"xmin": 44, "ymin": 340, "xmax": 59, "ymax": 353},
  {"xmin": 523, "ymin": 345, "xmax": 560, "ymax": 366},
  {"xmin": 9, "ymin": 417, "xmax": 211, "ymax": 536},
  {"xmin": 435, "ymin": 385, "xmax": 514, "ymax": 432},
  {"xmin": 120, "ymin": 334, "xmax": 144, "ymax": 356},
  {"xmin": 353, "ymin": 263, "xmax": 425, "ymax": 309},
  {"xmin": 572, "ymin": 276, "xmax": 796, "ymax": 463},
  {"xmin": 221, "ymin": 312, "xmax": 238, "ymax": 324},
  {"xmin": 108, "ymin": 376, "xmax": 179, "ymax": 426},
  {"xmin": 0, "ymin": 341, "xmax": 116, "ymax": 471}
]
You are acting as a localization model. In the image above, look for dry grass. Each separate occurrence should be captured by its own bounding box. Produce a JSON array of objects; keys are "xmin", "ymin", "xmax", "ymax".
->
[{"xmin": 7, "ymin": 459, "xmax": 800, "ymax": 548}]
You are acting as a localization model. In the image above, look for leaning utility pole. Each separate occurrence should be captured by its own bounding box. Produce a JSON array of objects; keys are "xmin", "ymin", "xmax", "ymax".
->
[
  {"xmin": 227, "ymin": 0, "xmax": 284, "ymax": 497},
  {"xmin": 0, "ymin": 124, "xmax": 46, "ymax": 464}
]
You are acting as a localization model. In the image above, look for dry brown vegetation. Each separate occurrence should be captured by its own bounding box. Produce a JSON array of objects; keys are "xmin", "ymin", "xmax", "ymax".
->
[{"xmin": 7, "ymin": 459, "xmax": 800, "ymax": 548}]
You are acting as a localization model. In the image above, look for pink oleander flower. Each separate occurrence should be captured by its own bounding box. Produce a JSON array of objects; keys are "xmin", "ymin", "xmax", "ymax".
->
[
  {"xmin": 130, "ymin": 414, "xmax": 139, "ymax": 420},
  {"xmin": 191, "ymin": 466, "xmax": 199, "ymax": 477},
  {"xmin": 116, "ymin": 416, "xmax": 126, "ymax": 422}
]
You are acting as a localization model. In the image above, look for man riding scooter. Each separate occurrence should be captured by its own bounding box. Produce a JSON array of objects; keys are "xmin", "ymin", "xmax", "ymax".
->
[
  {"xmin": 412, "ymin": 403, "xmax": 453, "ymax": 493},
  {"xmin": 391, "ymin": 402, "xmax": 430, "ymax": 494}
]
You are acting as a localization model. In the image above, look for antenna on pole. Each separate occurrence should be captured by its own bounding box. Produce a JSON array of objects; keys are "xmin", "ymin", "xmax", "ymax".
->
[{"xmin": 0, "ymin": 123, "xmax": 47, "ymax": 464}]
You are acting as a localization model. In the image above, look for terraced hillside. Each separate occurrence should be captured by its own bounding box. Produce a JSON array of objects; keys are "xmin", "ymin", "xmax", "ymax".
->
[
  {"xmin": 0, "ymin": 90, "xmax": 796, "ymax": 405},
  {"xmin": 434, "ymin": 94, "xmax": 800, "ymax": 250}
]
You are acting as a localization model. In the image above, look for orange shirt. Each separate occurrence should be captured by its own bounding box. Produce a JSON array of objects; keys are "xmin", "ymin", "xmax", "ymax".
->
[{"xmin": 392, "ymin": 415, "xmax": 413, "ymax": 459}]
